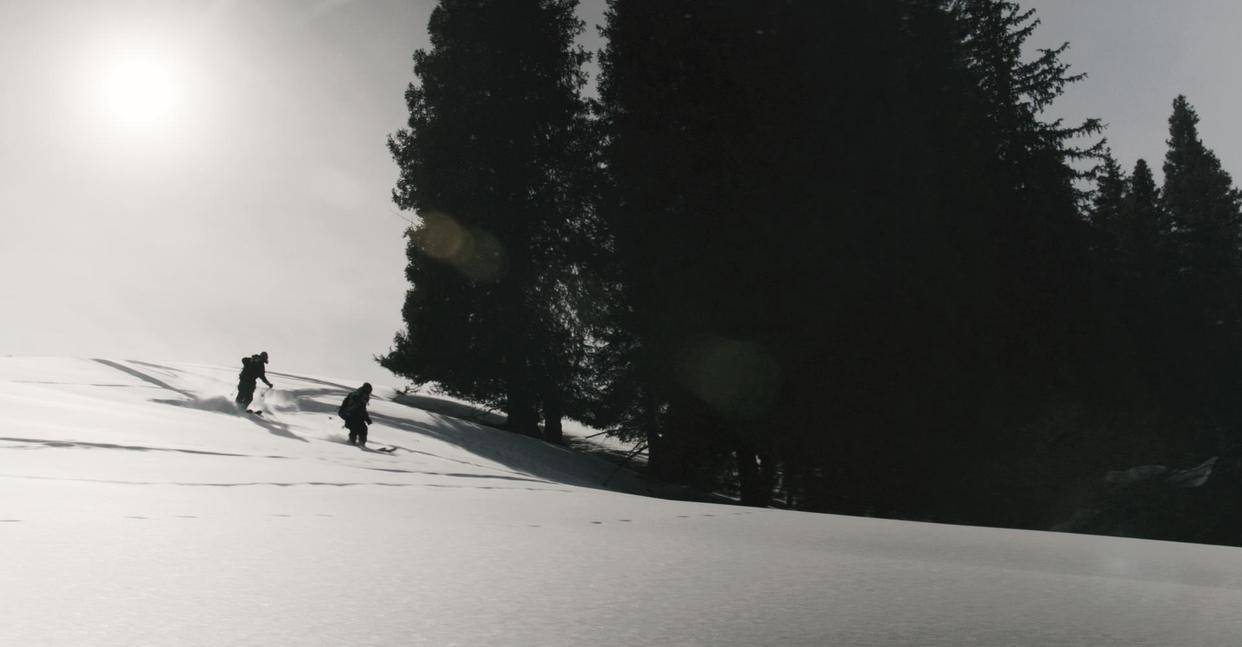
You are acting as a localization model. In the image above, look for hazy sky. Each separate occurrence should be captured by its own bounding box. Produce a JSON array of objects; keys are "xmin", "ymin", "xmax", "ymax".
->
[
  {"xmin": 0, "ymin": 0, "xmax": 1236, "ymax": 386},
  {"xmin": 1026, "ymin": 0, "xmax": 1242, "ymax": 175}
]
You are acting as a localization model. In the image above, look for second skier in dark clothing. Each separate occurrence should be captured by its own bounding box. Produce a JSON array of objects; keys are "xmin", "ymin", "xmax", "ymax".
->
[
  {"xmin": 236, "ymin": 351, "xmax": 273, "ymax": 411},
  {"xmin": 339, "ymin": 383, "xmax": 373, "ymax": 446}
]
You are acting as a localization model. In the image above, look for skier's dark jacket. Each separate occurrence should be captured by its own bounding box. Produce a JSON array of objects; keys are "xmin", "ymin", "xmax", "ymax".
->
[
  {"xmin": 238, "ymin": 355, "xmax": 271, "ymax": 387},
  {"xmin": 338, "ymin": 386, "xmax": 372, "ymax": 424}
]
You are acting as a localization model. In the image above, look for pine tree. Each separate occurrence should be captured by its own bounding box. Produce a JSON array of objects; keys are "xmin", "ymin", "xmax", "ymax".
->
[
  {"xmin": 1089, "ymin": 150, "xmax": 1128, "ymax": 259},
  {"xmin": 593, "ymin": 0, "xmax": 1107, "ymax": 518},
  {"xmin": 948, "ymin": 0, "xmax": 1102, "ymax": 389},
  {"xmin": 1160, "ymin": 95, "xmax": 1242, "ymax": 412},
  {"xmin": 1162, "ymin": 95, "xmax": 1242, "ymax": 321},
  {"xmin": 382, "ymin": 0, "xmax": 595, "ymax": 440},
  {"xmin": 1085, "ymin": 155, "xmax": 1173, "ymax": 408},
  {"xmin": 596, "ymin": 0, "xmax": 886, "ymax": 501},
  {"xmin": 1115, "ymin": 158, "xmax": 1174, "ymax": 400},
  {"xmin": 1117, "ymin": 159, "xmax": 1168, "ymax": 281},
  {"xmin": 951, "ymin": 0, "xmax": 1103, "ymax": 197}
]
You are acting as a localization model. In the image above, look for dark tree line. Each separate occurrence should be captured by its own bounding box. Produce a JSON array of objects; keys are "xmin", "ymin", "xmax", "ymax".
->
[
  {"xmin": 1086, "ymin": 97, "xmax": 1242, "ymax": 451},
  {"xmin": 383, "ymin": 0, "xmax": 1242, "ymax": 532}
]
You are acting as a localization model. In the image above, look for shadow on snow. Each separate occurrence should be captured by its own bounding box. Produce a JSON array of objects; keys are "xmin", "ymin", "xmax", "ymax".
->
[{"xmin": 93, "ymin": 359, "xmax": 308, "ymax": 443}]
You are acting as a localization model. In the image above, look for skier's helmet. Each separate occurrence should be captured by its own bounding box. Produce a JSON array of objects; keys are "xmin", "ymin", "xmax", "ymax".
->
[
  {"xmin": 259, "ymin": 351, "xmax": 269, "ymax": 363},
  {"xmin": 360, "ymin": 382, "xmax": 372, "ymax": 394}
]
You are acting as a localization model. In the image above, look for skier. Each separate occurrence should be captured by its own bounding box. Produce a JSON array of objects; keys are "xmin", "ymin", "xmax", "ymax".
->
[
  {"xmin": 235, "ymin": 351, "xmax": 273, "ymax": 412},
  {"xmin": 339, "ymin": 383, "xmax": 373, "ymax": 446}
]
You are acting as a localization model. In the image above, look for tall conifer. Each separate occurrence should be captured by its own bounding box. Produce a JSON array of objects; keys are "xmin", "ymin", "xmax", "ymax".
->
[
  {"xmin": 1162, "ymin": 95, "xmax": 1242, "ymax": 318},
  {"xmin": 1160, "ymin": 95, "xmax": 1242, "ymax": 411},
  {"xmin": 1091, "ymin": 151, "xmax": 1128, "ymax": 254},
  {"xmin": 383, "ymin": 0, "xmax": 594, "ymax": 440}
]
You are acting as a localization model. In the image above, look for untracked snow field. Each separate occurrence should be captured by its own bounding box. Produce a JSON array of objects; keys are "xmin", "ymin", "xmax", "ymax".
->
[{"xmin": 3, "ymin": 357, "xmax": 1242, "ymax": 645}]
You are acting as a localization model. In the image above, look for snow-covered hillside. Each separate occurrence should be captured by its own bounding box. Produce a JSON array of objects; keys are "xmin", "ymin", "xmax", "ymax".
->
[{"xmin": 3, "ymin": 357, "xmax": 1242, "ymax": 645}]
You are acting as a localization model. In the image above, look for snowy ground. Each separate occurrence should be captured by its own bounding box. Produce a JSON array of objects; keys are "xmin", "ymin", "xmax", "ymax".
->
[{"xmin": 4, "ymin": 358, "xmax": 1242, "ymax": 645}]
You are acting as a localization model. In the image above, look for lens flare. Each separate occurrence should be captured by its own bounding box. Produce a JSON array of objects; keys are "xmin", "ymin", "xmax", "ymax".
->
[
  {"xmin": 676, "ymin": 336, "xmax": 782, "ymax": 420},
  {"xmin": 413, "ymin": 212, "xmax": 506, "ymax": 282}
]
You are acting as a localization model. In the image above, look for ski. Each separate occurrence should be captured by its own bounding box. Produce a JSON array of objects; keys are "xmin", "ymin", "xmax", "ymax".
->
[{"xmin": 342, "ymin": 440, "xmax": 393, "ymax": 452}]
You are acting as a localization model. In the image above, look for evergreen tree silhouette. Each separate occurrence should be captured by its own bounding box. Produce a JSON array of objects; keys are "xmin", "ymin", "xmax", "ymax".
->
[
  {"xmin": 1163, "ymin": 96, "xmax": 1242, "ymax": 319},
  {"xmin": 1120, "ymin": 159, "xmax": 1168, "ymax": 281},
  {"xmin": 382, "ymin": 0, "xmax": 595, "ymax": 441},
  {"xmin": 1090, "ymin": 151, "xmax": 1128, "ymax": 254},
  {"xmin": 594, "ymin": 0, "xmax": 1102, "ymax": 515},
  {"xmin": 1160, "ymin": 95, "xmax": 1242, "ymax": 413}
]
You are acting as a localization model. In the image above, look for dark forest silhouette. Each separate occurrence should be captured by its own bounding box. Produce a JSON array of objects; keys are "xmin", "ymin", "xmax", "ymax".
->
[{"xmin": 380, "ymin": 0, "xmax": 1242, "ymax": 543}]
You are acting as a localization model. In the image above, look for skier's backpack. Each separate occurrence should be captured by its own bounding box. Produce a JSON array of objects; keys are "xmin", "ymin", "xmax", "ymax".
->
[{"xmin": 338, "ymin": 393, "xmax": 355, "ymax": 420}]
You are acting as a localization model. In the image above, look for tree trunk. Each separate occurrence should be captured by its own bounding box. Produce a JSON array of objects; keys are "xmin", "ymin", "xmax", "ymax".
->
[
  {"xmin": 506, "ymin": 405, "xmax": 539, "ymax": 437},
  {"xmin": 505, "ymin": 370, "xmax": 539, "ymax": 437},
  {"xmin": 641, "ymin": 386, "xmax": 664, "ymax": 480},
  {"xmin": 541, "ymin": 390, "xmax": 563, "ymax": 444},
  {"xmin": 758, "ymin": 451, "xmax": 778, "ymax": 506},
  {"xmin": 736, "ymin": 446, "xmax": 773, "ymax": 507}
]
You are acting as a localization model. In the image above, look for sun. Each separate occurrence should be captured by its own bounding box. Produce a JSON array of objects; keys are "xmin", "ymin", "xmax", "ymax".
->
[{"xmin": 100, "ymin": 52, "xmax": 182, "ymax": 129}]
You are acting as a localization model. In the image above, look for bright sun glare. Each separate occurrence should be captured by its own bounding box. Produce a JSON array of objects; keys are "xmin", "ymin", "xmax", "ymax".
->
[{"xmin": 100, "ymin": 52, "xmax": 182, "ymax": 129}]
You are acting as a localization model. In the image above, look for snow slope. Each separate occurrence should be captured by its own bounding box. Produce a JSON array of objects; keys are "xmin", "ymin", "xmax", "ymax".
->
[{"xmin": 3, "ymin": 357, "xmax": 1242, "ymax": 646}]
